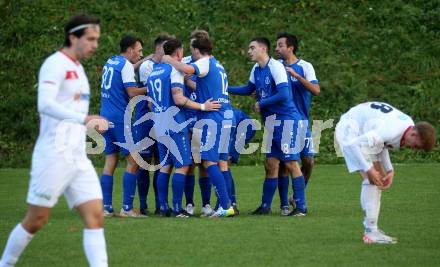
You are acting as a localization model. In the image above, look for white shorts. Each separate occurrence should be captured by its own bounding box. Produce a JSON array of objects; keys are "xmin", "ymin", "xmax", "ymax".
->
[
  {"xmin": 336, "ymin": 116, "xmax": 378, "ymax": 173},
  {"xmin": 27, "ymin": 154, "xmax": 102, "ymax": 209}
]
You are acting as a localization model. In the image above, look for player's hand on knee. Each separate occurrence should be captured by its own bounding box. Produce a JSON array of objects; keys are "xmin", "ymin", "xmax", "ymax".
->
[
  {"xmin": 204, "ymin": 98, "xmax": 221, "ymax": 111},
  {"xmin": 366, "ymin": 167, "xmax": 383, "ymax": 187},
  {"xmin": 85, "ymin": 115, "xmax": 110, "ymax": 134},
  {"xmin": 379, "ymin": 170, "xmax": 394, "ymax": 190}
]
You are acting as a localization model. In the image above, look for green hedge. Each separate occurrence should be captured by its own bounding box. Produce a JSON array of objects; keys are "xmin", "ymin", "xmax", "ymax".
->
[{"xmin": 1, "ymin": 0, "xmax": 439, "ymax": 167}]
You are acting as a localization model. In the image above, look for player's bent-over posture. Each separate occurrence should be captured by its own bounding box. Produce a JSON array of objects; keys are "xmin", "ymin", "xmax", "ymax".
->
[
  {"xmin": 0, "ymin": 14, "xmax": 109, "ymax": 267},
  {"xmin": 335, "ymin": 102, "xmax": 436, "ymax": 244}
]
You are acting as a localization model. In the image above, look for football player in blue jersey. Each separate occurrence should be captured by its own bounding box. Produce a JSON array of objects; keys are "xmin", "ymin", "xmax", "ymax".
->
[
  {"xmin": 135, "ymin": 34, "xmax": 173, "ymax": 216},
  {"xmin": 146, "ymin": 38, "xmax": 220, "ymax": 217},
  {"xmin": 228, "ymin": 37, "xmax": 308, "ymax": 216},
  {"xmin": 162, "ymin": 36, "xmax": 236, "ymax": 218},
  {"xmin": 99, "ymin": 35, "xmax": 147, "ymax": 217},
  {"xmin": 275, "ymin": 33, "xmax": 320, "ymax": 212},
  {"xmin": 180, "ymin": 30, "xmax": 214, "ymax": 216}
]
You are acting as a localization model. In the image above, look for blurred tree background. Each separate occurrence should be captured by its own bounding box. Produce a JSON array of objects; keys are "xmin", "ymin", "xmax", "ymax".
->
[{"xmin": 0, "ymin": 0, "xmax": 439, "ymax": 167}]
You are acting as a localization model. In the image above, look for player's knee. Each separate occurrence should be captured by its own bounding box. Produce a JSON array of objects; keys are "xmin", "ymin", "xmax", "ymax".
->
[
  {"xmin": 301, "ymin": 157, "xmax": 314, "ymax": 171},
  {"xmin": 83, "ymin": 210, "xmax": 104, "ymax": 229},
  {"xmin": 22, "ymin": 213, "xmax": 49, "ymax": 234},
  {"xmin": 126, "ymin": 155, "xmax": 139, "ymax": 174},
  {"xmin": 264, "ymin": 161, "xmax": 279, "ymax": 177},
  {"xmin": 285, "ymin": 161, "xmax": 302, "ymax": 177}
]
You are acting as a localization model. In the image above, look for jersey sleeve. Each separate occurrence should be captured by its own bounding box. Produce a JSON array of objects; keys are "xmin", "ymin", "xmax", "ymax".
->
[
  {"xmin": 248, "ymin": 64, "xmax": 257, "ymax": 84},
  {"xmin": 269, "ymin": 60, "xmax": 289, "ymax": 89},
  {"xmin": 139, "ymin": 60, "xmax": 154, "ymax": 85},
  {"xmin": 170, "ymin": 67, "xmax": 184, "ymax": 89},
  {"xmin": 121, "ymin": 60, "xmax": 137, "ymax": 88},
  {"xmin": 190, "ymin": 57, "xmax": 210, "ymax": 77},
  {"xmin": 37, "ymin": 58, "xmax": 86, "ymax": 124},
  {"xmin": 303, "ymin": 61, "xmax": 319, "ymax": 83}
]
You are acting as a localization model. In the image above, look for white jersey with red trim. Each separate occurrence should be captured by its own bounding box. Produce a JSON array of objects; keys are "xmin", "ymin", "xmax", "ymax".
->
[
  {"xmin": 340, "ymin": 102, "xmax": 414, "ymax": 151},
  {"xmin": 34, "ymin": 51, "xmax": 90, "ymax": 158}
]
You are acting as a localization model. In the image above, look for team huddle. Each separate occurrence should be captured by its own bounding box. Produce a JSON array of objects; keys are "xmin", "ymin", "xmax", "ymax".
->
[
  {"xmin": 0, "ymin": 13, "xmax": 437, "ymax": 267},
  {"xmin": 98, "ymin": 30, "xmax": 319, "ymax": 220}
]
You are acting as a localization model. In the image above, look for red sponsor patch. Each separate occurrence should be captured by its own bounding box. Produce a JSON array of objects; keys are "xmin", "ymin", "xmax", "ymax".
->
[{"xmin": 65, "ymin": 71, "xmax": 79, "ymax": 80}]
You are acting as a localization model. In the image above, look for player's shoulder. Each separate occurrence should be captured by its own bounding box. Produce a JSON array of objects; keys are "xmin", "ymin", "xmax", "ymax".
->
[
  {"xmin": 297, "ymin": 59, "xmax": 314, "ymax": 69},
  {"xmin": 41, "ymin": 51, "xmax": 77, "ymax": 71},
  {"xmin": 268, "ymin": 58, "xmax": 285, "ymax": 70},
  {"xmin": 139, "ymin": 59, "xmax": 155, "ymax": 70},
  {"xmin": 182, "ymin": 55, "xmax": 193, "ymax": 64}
]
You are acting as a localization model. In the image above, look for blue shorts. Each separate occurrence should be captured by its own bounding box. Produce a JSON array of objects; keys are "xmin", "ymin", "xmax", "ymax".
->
[
  {"xmin": 157, "ymin": 131, "xmax": 192, "ymax": 168},
  {"xmin": 265, "ymin": 118, "xmax": 300, "ymax": 162},
  {"xmin": 133, "ymin": 120, "xmax": 157, "ymax": 158},
  {"xmin": 229, "ymin": 123, "xmax": 256, "ymax": 164},
  {"xmin": 103, "ymin": 122, "xmax": 130, "ymax": 156},
  {"xmin": 300, "ymin": 124, "xmax": 315, "ymax": 158},
  {"xmin": 199, "ymin": 111, "xmax": 235, "ymax": 162}
]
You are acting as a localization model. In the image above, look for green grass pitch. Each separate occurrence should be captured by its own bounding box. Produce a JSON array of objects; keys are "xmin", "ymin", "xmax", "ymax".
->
[{"xmin": 1, "ymin": 164, "xmax": 439, "ymax": 266}]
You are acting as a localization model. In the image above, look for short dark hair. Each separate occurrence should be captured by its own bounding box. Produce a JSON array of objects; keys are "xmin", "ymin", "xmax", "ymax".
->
[
  {"xmin": 64, "ymin": 14, "xmax": 100, "ymax": 47},
  {"xmin": 277, "ymin": 32, "xmax": 299, "ymax": 54},
  {"xmin": 120, "ymin": 35, "xmax": 143, "ymax": 53},
  {"xmin": 250, "ymin": 37, "xmax": 270, "ymax": 53},
  {"xmin": 163, "ymin": 38, "xmax": 182, "ymax": 55},
  {"xmin": 154, "ymin": 33, "xmax": 173, "ymax": 47},
  {"xmin": 191, "ymin": 37, "xmax": 213, "ymax": 55}
]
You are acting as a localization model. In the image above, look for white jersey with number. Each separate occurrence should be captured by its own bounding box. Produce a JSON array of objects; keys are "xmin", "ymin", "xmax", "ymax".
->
[
  {"xmin": 34, "ymin": 50, "xmax": 90, "ymax": 159},
  {"xmin": 340, "ymin": 102, "xmax": 414, "ymax": 150},
  {"xmin": 336, "ymin": 102, "xmax": 414, "ymax": 173}
]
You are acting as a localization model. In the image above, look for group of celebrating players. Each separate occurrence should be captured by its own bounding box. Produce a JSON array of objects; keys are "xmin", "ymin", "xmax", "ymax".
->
[
  {"xmin": 1, "ymin": 12, "xmax": 437, "ymax": 267},
  {"xmin": 98, "ymin": 28, "xmax": 320, "ymax": 219}
]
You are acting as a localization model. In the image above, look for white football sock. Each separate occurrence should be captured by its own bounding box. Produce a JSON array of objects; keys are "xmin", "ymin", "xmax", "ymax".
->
[
  {"xmin": 361, "ymin": 181, "xmax": 381, "ymax": 232},
  {"xmin": 83, "ymin": 228, "xmax": 108, "ymax": 267},
  {"xmin": 0, "ymin": 224, "xmax": 34, "ymax": 267}
]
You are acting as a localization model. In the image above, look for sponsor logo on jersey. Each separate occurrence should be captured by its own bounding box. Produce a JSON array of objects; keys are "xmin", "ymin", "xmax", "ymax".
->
[{"xmin": 65, "ymin": 70, "xmax": 79, "ymax": 80}]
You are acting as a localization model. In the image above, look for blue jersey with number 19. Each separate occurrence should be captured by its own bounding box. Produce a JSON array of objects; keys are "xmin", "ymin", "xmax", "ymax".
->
[
  {"xmin": 147, "ymin": 63, "xmax": 186, "ymax": 133},
  {"xmin": 190, "ymin": 56, "xmax": 230, "ymax": 118},
  {"xmin": 100, "ymin": 55, "xmax": 137, "ymax": 123}
]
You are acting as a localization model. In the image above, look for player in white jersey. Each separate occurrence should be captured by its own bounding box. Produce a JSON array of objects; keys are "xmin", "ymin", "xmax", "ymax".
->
[
  {"xmin": 0, "ymin": 15, "xmax": 109, "ymax": 267},
  {"xmin": 335, "ymin": 102, "xmax": 436, "ymax": 244}
]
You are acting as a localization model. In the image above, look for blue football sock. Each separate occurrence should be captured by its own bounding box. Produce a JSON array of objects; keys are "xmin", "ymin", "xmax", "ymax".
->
[
  {"xmin": 153, "ymin": 170, "xmax": 160, "ymax": 210},
  {"xmin": 261, "ymin": 178, "xmax": 278, "ymax": 209},
  {"xmin": 157, "ymin": 172, "xmax": 170, "ymax": 211},
  {"xmin": 100, "ymin": 174, "xmax": 113, "ymax": 209},
  {"xmin": 184, "ymin": 175, "xmax": 195, "ymax": 206},
  {"xmin": 292, "ymin": 176, "xmax": 307, "ymax": 212},
  {"xmin": 198, "ymin": 176, "xmax": 211, "ymax": 206},
  {"xmin": 122, "ymin": 172, "xmax": 137, "ymax": 211},
  {"xmin": 172, "ymin": 173, "xmax": 186, "ymax": 213},
  {"xmin": 230, "ymin": 172, "xmax": 237, "ymax": 204},
  {"xmin": 207, "ymin": 165, "xmax": 230, "ymax": 210},
  {"xmin": 278, "ymin": 176, "xmax": 289, "ymax": 207},
  {"xmin": 136, "ymin": 169, "xmax": 149, "ymax": 210},
  {"xmin": 222, "ymin": 170, "xmax": 233, "ymax": 202}
]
